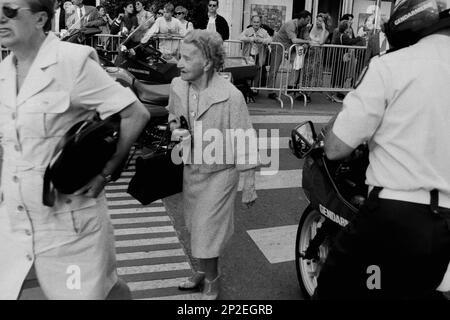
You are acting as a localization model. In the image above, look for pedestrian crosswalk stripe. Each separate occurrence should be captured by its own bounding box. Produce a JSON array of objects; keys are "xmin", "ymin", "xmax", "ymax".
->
[
  {"xmin": 107, "ymin": 198, "xmax": 143, "ymax": 205},
  {"xmin": 107, "ymin": 192, "xmax": 141, "ymax": 198},
  {"xmin": 116, "ymin": 237, "xmax": 180, "ymax": 248},
  {"xmin": 238, "ymin": 169, "xmax": 302, "ymax": 191},
  {"xmin": 116, "ymin": 249, "xmax": 186, "ymax": 261},
  {"xmin": 115, "ymin": 243, "xmax": 182, "ymax": 254},
  {"xmin": 106, "ymin": 185, "xmax": 132, "ymax": 191},
  {"xmin": 112, "ymin": 216, "xmax": 171, "ymax": 225},
  {"xmin": 127, "ymin": 277, "xmax": 189, "ymax": 291},
  {"xmin": 247, "ymin": 225, "xmax": 298, "ymax": 264},
  {"xmin": 114, "ymin": 226, "xmax": 175, "ymax": 236},
  {"xmin": 111, "ymin": 177, "xmax": 131, "ymax": 184},
  {"xmin": 108, "ymin": 207, "xmax": 166, "ymax": 214},
  {"xmin": 117, "ymin": 262, "xmax": 191, "ymax": 275}
]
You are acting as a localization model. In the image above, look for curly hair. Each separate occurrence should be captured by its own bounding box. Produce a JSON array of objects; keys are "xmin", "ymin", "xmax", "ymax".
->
[
  {"xmin": 317, "ymin": 13, "xmax": 332, "ymax": 31},
  {"xmin": 183, "ymin": 29, "xmax": 225, "ymax": 72}
]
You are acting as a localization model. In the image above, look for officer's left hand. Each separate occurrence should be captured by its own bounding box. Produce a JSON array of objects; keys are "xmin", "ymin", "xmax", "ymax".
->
[{"xmin": 73, "ymin": 175, "xmax": 106, "ymax": 198}]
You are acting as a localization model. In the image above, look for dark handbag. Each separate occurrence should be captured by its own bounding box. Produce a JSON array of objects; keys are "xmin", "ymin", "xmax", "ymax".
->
[
  {"xmin": 127, "ymin": 117, "xmax": 188, "ymax": 205},
  {"xmin": 43, "ymin": 113, "xmax": 122, "ymax": 207}
]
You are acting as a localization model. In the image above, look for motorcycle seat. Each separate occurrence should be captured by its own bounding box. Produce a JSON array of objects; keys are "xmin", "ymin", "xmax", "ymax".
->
[{"xmin": 134, "ymin": 81, "xmax": 169, "ymax": 106}]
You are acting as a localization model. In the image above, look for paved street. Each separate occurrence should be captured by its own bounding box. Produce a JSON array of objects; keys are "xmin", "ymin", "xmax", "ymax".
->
[
  {"xmin": 103, "ymin": 99, "xmax": 337, "ymax": 300},
  {"xmin": 18, "ymin": 95, "xmax": 340, "ymax": 300}
]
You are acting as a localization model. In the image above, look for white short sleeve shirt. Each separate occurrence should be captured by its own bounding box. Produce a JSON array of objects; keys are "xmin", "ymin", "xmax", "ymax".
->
[{"xmin": 333, "ymin": 33, "xmax": 450, "ymax": 198}]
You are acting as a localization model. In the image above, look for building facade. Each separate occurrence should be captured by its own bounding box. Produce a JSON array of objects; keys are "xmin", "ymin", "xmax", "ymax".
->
[{"xmin": 220, "ymin": 0, "xmax": 395, "ymax": 40}]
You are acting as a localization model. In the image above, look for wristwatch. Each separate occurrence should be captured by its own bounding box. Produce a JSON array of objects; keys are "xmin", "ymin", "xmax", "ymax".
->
[{"xmin": 101, "ymin": 172, "xmax": 113, "ymax": 183}]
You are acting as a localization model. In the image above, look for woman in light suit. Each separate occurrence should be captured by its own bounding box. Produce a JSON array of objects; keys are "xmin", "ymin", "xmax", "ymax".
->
[
  {"xmin": 168, "ymin": 30, "xmax": 258, "ymax": 300},
  {"xmin": 0, "ymin": 0, "xmax": 149, "ymax": 299}
]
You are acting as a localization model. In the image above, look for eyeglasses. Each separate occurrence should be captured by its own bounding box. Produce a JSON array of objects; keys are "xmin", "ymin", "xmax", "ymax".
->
[
  {"xmin": 175, "ymin": 12, "xmax": 184, "ymax": 15},
  {"xmin": 208, "ymin": 4, "xmax": 217, "ymax": 8},
  {"xmin": 1, "ymin": 5, "xmax": 32, "ymax": 19}
]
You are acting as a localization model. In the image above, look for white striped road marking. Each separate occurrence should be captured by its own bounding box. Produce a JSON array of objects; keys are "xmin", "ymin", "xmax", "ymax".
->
[
  {"xmin": 111, "ymin": 216, "xmax": 171, "ymax": 225},
  {"xmin": 108, "ymin": 207, "xmax": 166, "ymax": 215},
  {"xmin": 117, "ymin": 262, "xmax": 191, "ymax": 275},
  {"xmin": 112, "ymin": 177, "xmax": 131, "ymax": 184},
  {"xmin": 121, "ymin": 172, "xmax": 135, "ymax": 177},
  {"xmin": 238, "ymin": 169, "xmax": 302, "ymax": 190},
  {"xmin": 128, "ymin": 277, "xmax": 189, "ymax": 291},
  {"xmin": 116, "ymin": 249, "xmax": 186, "ymax": 261},
  {"xmin": 106, "ymin": 185, "xmax": 132, "ymax": 191},
  {"xmin": 115, "ymin": 237, "xmax": 180, "ymax": 248},
  {"xmin": 107, "ymin": 192, "xmax": 163, "ymax": 199},
  {"xmin": 140, "ymin": 293, "xmax": 202, "ymax": 300},
  {"xmin": 251, "ymin": 115, "xmax": 332, "ymax": 124},
  {"xmin": 107, "ymin": 198, "xmax": 144, "ymax": 205},
  {"xmin": 247, "ymin": 225, "xmax": 298, "ymax": 264},
  {"xmin": 114, "ymin": 226, "xmax": 175, "ymax": 236}
]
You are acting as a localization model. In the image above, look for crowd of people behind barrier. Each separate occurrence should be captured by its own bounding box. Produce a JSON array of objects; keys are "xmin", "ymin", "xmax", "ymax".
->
[{"xmin": 0, "ymin": 0, "xmax": 386, "ymax": 106}]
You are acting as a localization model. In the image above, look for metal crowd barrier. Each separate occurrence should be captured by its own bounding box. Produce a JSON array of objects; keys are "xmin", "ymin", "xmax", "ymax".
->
[
  {"xmin": 153, "ymin": 35, "xmax": 183, "ymax": 60},
  {"xmin": 247, "ymin": 42, "xmax": 288, "ymax": 109},
  {"xmin": 83, "ymin": 34, "xmax": 124, "ymax": 63},
  {"xmin": 223, "ymin": 40, "xmax": 244, "ymax": 58},
  {"xmin": 285, "ymin": 43, "xmax": 368, "ymax": 108}
]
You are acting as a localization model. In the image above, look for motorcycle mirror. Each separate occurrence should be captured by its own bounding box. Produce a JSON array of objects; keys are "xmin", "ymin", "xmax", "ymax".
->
[{"xmin": 289, "ymin": 121, "xmax": 317, "ymax": 159}]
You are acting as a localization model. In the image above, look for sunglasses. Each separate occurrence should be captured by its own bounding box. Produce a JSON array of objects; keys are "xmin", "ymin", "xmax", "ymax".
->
[
  {"xmin": 157, "ymin": 11, "xmax": 163, "ymax": 15},
  {"xmin": 1, "ymin": 5, "xmax": 32, "ymax": 19},
  {"xmin": 208, "ymin": 4, "xmax": 217, "ymax": 7},
  {"xmin": 175, "ymin": 12, "xmax": 184, "ymax": 15}
]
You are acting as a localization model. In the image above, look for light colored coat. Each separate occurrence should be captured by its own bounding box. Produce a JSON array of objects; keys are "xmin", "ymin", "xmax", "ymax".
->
[
  {"xmin": 167, "ymin": 74, "xmax": 259, "ymax": 173},
  {"xmin": 239, "ymin": 27, "xmax": 271, "ymax": 67},
  {"xmin": 166, "ymin": 73, "xmax": 259, "ymax": 258}
]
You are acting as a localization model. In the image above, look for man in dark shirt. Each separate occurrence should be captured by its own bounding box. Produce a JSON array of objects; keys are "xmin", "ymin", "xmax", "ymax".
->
[{"xmin": 197, "ymin": 0, "xmax": 230, "ymax": 40}]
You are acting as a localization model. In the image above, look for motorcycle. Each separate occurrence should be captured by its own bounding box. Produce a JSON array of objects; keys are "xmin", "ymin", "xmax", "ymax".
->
[
  {"xmin": 103, "ymin": 62, "xmax": 171, "ymax": 158},
  {"xmin": 289, "ymin": 121, "xmax": 369, "ymax": 299},
  {"xmin": 113, "ymin": 39, "xmax": 180, "ymax": 84},
  {"xmin": 61, "ymin": 28, "xmax": 172, "ymax": 155}
]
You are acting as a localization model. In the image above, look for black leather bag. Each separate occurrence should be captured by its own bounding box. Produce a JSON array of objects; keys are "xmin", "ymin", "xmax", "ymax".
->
[
  {"xmin": 43, "ymin": 113, "xmax": 121, "ymax": 207},
  {"xmin": 127, "ymin": 117, "xmax": 187, "ymax": 205},
  {"xmin": 127, "ymin": 148, "xmax": 184, "ymax": 205}
]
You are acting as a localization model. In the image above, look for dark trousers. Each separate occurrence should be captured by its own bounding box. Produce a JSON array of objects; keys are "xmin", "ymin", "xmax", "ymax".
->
[
  {"xmin": 266, "ymin": 44, "xmax": 284, "ymax": 93},
  {"xmin": 314, "ymin": 188, "xmax": 450, "ymax": 300}
]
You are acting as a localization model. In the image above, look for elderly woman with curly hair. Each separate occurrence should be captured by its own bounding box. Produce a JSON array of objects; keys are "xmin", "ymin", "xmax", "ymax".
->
[{"xmin": 167, "ymin": 30, "xmax": 258, "ymax": 300}]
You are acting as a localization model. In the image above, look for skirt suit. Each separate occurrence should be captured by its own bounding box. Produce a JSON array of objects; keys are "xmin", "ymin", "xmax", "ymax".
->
[{"xmin": 0, "ymin": 33, "xmax": 137, "ymax": 299}]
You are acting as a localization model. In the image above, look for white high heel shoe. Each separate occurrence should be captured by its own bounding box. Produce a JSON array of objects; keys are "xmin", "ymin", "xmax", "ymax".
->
[
  {"xmin": 202, "ymin": 275, "xmax": 220, "ymax": 300},
  {"xmin": 178, "ymin": 271, "xmax": 205, "ymax": 290}
]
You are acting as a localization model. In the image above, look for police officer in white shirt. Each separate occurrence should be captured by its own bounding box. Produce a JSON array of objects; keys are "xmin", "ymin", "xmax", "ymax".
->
[{"xmin": 317, "ymin": 0, "xmax": 450, "ymax": 299}]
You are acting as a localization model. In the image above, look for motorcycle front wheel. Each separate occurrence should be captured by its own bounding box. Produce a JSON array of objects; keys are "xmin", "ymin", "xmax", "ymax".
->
[{"xmin": 295, "ymin": 206, "xmax": 329, "ymax": 299}]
